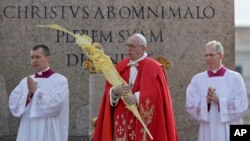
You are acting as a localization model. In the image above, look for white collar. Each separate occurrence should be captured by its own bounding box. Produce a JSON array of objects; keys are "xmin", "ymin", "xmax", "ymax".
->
[
  {"xmin": 210, "ymin": 65, "xmax": 223, "ymax": 73},
  {"xmin": 37, "ymin": 67, "xmax": 50, "ymax": 75},
  {"xmin": 129, "ymin": 52, "xmax": 148, "ymax": 65}
]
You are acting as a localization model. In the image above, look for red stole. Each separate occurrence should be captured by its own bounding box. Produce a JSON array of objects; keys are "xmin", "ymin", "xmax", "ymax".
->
[{"xmin": 112, "ymin": 59, "xmax": 144, "ymax": 140}]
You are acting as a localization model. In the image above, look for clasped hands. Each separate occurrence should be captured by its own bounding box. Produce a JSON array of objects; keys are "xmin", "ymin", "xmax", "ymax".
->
[
  {"xmin": 206, "ymin": 87, "xmax": 219, "ymax": 104},
  {"xmin": 27, "ymin": 76, "xmax": 37, "ymax": 98},
  {"xmin": 112, "ymin": 83, "xmax": 137, "ymax": 105}
]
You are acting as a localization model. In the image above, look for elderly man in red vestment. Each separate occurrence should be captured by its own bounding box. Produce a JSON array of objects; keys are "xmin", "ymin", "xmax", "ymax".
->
[{"xmin": 93, "ymin": 34, "xmax": 179, "ymax": 141}]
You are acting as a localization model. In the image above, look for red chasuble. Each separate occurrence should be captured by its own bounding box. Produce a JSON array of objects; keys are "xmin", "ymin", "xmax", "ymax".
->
[{"xmin": 93, "ymin": 57, "xmax": 178, "ymax": 141}]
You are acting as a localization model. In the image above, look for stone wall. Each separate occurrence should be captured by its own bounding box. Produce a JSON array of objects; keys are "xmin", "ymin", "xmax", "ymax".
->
[
  {"xmin": 0, "ymin": 75, "xmax": 11, "ymax": 137},
  {"xmin": 0, "ymin": 0, "xmax": 234, "ymax": 140}
]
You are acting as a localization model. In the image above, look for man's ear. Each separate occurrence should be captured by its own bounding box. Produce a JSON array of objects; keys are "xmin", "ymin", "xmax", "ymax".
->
[
  {"xmin": 221, "ymin": 53, "xmax": 224, "ymax": 59},
  {"xmin": 46, "ymin": 56, "xmax": 51, "ymax": 62}
]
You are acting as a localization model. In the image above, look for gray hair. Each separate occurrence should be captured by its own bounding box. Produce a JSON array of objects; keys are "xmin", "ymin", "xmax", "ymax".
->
[{"xmin": 205, "ymin": 40, "xmax": 224, "ymax": 54}]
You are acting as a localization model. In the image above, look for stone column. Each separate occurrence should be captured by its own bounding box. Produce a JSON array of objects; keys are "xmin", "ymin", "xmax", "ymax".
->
[{"xmin": 88, "ymin": 74, "xmax": 106, "ymax": 139}]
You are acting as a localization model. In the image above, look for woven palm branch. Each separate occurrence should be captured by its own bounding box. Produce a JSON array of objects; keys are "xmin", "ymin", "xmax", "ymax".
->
[{"xmin": 37, "ymin": 24, "xmax": 153, "ymax": 140}]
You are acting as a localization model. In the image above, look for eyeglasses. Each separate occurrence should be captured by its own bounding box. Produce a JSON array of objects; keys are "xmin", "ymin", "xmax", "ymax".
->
[
  {"xmin": 126, "ymin": 44, "xmax": 143, "ymax": 49},
  {"xmin": 204, "ymin": 53, "xmax": 218, "ymax": 57}
]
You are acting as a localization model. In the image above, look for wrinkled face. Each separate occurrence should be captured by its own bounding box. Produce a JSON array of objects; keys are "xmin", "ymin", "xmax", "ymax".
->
[
  {"xmin": 31, "ymin": 48, "xmax": 50, "ymax": 72},
  {"xmin": 126, "ymin": 35, "xmax": 146, "ymax": 61},
  {"xmin": 204, "ymin": 46, "xmax": 224, "ymax": 70}
]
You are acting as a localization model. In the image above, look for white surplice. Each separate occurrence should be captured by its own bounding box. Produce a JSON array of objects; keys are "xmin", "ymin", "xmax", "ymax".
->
[
  {"xmin": 9, "ymin": 73, "xmax": 69, "ymax": 141},
  {"xmin": 186, "ymin": 69, "xmax": 248, "ymax": 141}
]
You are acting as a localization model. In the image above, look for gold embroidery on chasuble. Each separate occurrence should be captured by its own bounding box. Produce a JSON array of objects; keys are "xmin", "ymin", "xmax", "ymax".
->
[
  {"xmin": 114, "ymin": 98, "xmax": 154, "ymax": 141},
  {"xmin": 140, "ymin": 98, "xmax": 154, "ymax": 141},
  {"xmin": 114, "ymin": 114, "xmax": 136, "ymax": 141}
]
